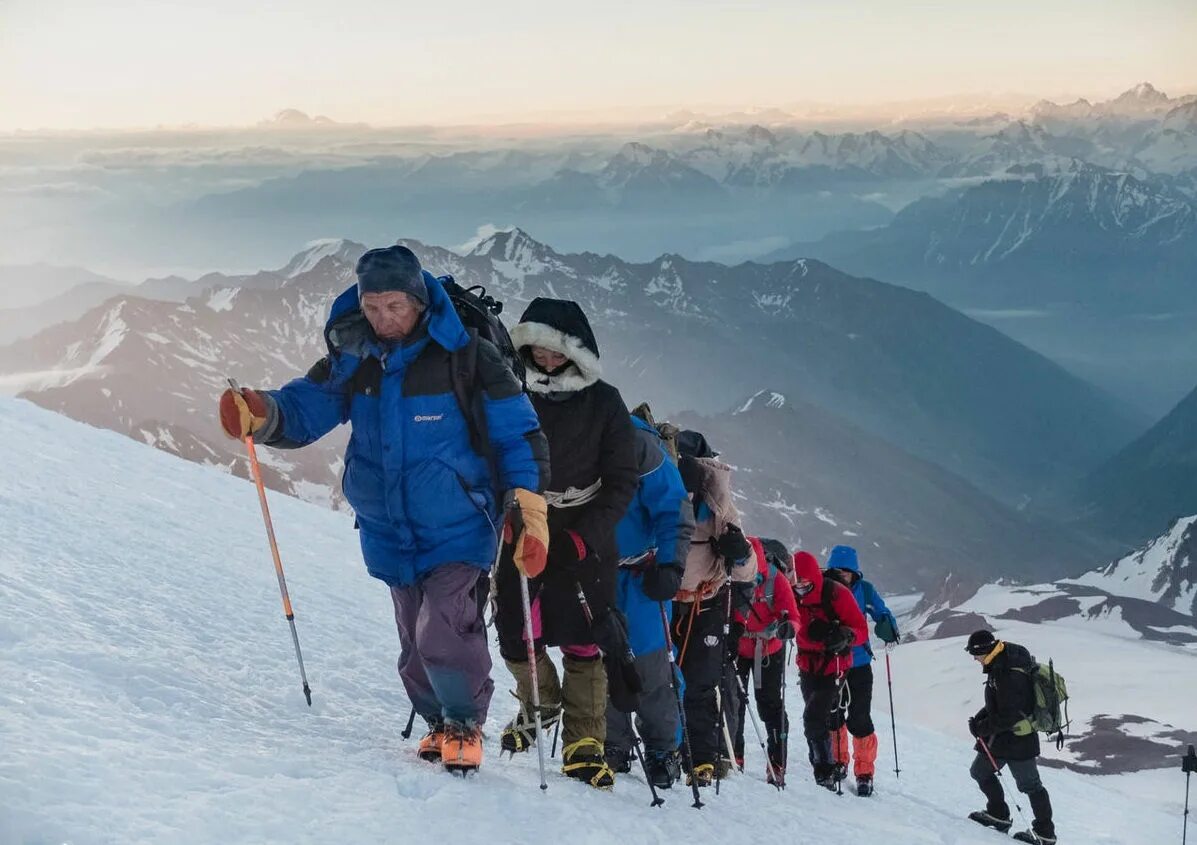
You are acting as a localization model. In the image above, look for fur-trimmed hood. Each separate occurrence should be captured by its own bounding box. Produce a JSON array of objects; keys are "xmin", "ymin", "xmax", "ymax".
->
[{"xmin": 510, "ymin": 297, "xmax": 602, "ymax": 394}]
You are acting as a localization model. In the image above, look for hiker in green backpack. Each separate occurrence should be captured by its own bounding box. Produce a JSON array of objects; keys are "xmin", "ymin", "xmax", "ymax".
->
[{"xmin": 964, "ymin": 630, "xmax": 1057, "ymax": 844}]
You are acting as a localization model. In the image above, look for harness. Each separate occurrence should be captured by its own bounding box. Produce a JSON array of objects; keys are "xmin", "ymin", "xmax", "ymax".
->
[{"xmin": 543, "ymin": 479, "xmax": 602, "ymax": 509}]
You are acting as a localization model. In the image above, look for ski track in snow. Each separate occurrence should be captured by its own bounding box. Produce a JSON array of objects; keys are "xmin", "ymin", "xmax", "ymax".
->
[{"xmin": 0, "ymin": 398, "xmax": 1182, "ymax": 844}]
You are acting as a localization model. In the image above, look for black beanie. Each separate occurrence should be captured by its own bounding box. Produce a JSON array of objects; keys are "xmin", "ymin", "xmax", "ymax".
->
[
  {"xmin": 965, "ymin": 629, "xmax": 998, "ymax": 655},
  {"xmin": 355, "ymin": 245, "xmax": 428, "ymax": 306},
  {"xmin": 677, "ymin": 429, "xmax": 719, "ymax": 459}
]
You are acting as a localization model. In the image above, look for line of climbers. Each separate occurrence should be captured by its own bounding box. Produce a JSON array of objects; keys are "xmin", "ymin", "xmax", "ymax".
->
[{"xmin": 216, "ymin": 244, "xmax": 1056, "ymax": 843}]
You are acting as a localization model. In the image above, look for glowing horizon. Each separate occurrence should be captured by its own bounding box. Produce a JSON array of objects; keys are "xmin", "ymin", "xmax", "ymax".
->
[{"xmin": 3, "ymin": 0, "xmax": 1196, "ymax": 132}]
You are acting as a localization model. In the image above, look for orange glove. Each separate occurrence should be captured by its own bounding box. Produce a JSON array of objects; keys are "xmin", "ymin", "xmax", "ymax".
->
[
  {"xmin": 218, "ymin": 387, "xmax": 272, "ymax": 441},
  {"xmin": 503, "ymin": 488, "xmax": 549, "ymax": 578}
]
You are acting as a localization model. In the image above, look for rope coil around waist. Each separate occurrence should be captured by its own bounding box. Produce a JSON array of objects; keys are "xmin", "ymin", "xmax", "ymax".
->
[{"xmin": 543, "ymin": 478, "xmax": 602, "ymax": 509}]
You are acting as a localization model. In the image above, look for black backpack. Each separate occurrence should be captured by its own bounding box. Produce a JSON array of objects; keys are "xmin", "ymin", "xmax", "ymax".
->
[
  {"xmin": 441, "ymin": 276, "xmax": 525, "ymax": 387},
  {"xmin": 441, "ymin": 275, "xmax": 525, "ymax": 475}
]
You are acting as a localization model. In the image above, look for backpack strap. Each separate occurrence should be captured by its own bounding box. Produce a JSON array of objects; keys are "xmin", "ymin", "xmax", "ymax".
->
[
  {"xmin": 821, "ymin": 578, "xmax": 840, "ymax": 624},
  {"xmin": 449, "ymin": 330, "xmax": 502, "ymax": 503},
  {"xmin": 763, "ymin": 563, "xmax": 777, "ymax": 610}
]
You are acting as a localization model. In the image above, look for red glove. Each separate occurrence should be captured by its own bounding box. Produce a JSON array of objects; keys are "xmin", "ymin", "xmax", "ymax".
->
[{"xmin": 219, "ymin": 388, "xmax": 271, "ymax": 441}]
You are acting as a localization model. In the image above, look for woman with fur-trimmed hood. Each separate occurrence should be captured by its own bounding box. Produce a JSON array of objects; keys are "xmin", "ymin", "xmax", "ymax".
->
[{"xmin": 494, "ymin": 297, "xmax": 639, "ymax": 790}]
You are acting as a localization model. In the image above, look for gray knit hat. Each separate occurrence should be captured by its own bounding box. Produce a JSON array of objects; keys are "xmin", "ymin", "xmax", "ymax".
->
[{"xmin": 355, "ymin": 245, "xmax": 428, "ymax": 306}]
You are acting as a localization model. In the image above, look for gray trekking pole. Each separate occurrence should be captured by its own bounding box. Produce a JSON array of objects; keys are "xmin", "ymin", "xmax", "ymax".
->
[
  {"xmin": 885, "ymin": 644, "xmax": 901, "ymax": 778},
  {"xmin": 571, "ymin": 582, "xmax": 662, "ymax": 807},
  {"xmin": 228, "ymin": 378, "xmax": 312, "ymax": 707},
  {"xmin": 519, "ymin": 571, "xmax": 549, "ymax": 791},
  {"xmin": 1183, "ymin": 744, "xmax": 1196, "ymax": 845},
  {"xmin": 978, "ymin": 736, "xmax": 1034, "ymax": 835},
  {"xmin": 715, "ymin": 583, "xmax": 734, "ymax": 796},
  {"xmin": 733, "ymin": 666, "xmax": 783, "ymax": 790},
  {"xmin": 660, "ymin": 602, "xmax": 704, "ymax": 809}
]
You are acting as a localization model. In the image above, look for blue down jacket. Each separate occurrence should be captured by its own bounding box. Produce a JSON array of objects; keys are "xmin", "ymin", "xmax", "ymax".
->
[
  {"xmin": 826, "ymin": 544, "xmax": 899, "ymax": 668},
  {"xmin": 614, "ymin": 415, "xmax": 694, "ymax": 656},
  {"xmin": 264, "ymin": 273, "xmax": 547, "ymax": 586}
]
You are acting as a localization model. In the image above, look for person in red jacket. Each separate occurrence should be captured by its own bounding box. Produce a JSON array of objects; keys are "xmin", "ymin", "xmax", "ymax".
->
[
  {"xmin": 731, "ymin": 537, "xmax": 800, "ymax": 786},
  {"xmin": 791, "ymin": 549, "xmax": 868, "ymax": 790}
]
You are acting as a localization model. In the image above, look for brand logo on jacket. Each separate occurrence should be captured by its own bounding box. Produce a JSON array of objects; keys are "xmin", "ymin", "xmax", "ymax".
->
[{"xmin": 413, "ymin": 414, "xmax": 444, "ymax": 423}]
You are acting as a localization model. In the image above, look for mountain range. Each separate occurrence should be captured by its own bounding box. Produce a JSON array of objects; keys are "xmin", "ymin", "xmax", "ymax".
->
[
  {"xmin": 0, "ymin": 231, "xmax": 1148, "ymax": 588},
  {"xmin": 1081, "ymin": 385, "xmax": 1197, "ymax": 546}
]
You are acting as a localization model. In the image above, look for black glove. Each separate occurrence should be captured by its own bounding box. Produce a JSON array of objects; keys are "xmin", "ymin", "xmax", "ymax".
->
[
  {"xmin": 968, "ymin": 716, "xmax": 983, "ymax": 738},
  {"xmin": 776, "ymin": 619, "xmax": 797, "ymax": 640},
  {"xmin": 715, "ymin": 524, "xmax": 751, "ymax": 567},
  {"xmin": 823, "ymin": 624, "xmax": 854, "ymax": 655},
  {"xmin": 641, "ymin": 562, "xmax": 683, "ymax": 602},
  {"xmin": 730, "ymin": 580, "xmax": 756, "ymax": 617},
  {"xmin": 548, "ymin": 529, "xmax": 589, "ymax": 576},
  {"xmin": 807, "ymin": 617, "xmax": 832, "ymax": 643},
  {"xmin": 591, "ymin": 606, "xmax": 642, "ymax": 713}
]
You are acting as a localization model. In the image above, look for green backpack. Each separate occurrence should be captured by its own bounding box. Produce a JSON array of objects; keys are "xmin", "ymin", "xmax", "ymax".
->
[{"xmin": 1013, "ymin": 659, "xmax": 1071, "ymax": 748}]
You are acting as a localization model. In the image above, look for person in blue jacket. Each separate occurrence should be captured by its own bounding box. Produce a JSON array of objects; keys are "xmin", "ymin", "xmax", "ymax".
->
[
  {"xmin": 603, "ymin": 409, "xmax": 694, "ymax": 790},
  {"xmin": 824, "ymin": 544, "xmax": 900, "ymax": 797},
  {"xmin": 219, "ymin": 245, "xmax": 550, "ymax": 773}
]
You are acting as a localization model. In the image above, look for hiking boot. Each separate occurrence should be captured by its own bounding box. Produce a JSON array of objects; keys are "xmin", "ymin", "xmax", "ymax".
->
[
  {"xmin": 814, "ymin": 764, "xmax": 838, "ymax": 791},
  {"xmin": 499, "ymin": 697, "xmax": 561, "ymax": 756},
  {"xmin": 832, "ymin": 762, "xmax": 849, "ymax": 783},
  {"xmin": 562, "ymin": 738, "xmax": 616, "ymax": 790},
  {"xmin": 715, "ymin": 757, "xmax": 735, "ymax": 779},
  {"xmin": 686, "ymin": 762, "xmax": 715, "ymax": 787},
  {"xmin": 855, "ymin": 776, "xmax": 873, "ymax": 797},
  {"xmin": 416, "ymin": 722, "xmax": 444, "ymax": 763},
  {"xmin": 440, "ymin": 722, "xmax": 483, "ymax": 774},
  {"xmin": 766, "ymin": 764, "xmax": 786, "ymax": 788},
  {"xmin": 969, "ymin": 810, "xmax": 1013, "ymax": 833},
  {"xmin": 1013, "ymin": 832, "xmax": 1056, "ymax": 844},
  {"xmin": 735, "ymin": 756, "xmax": 745, "ymax": 772},
  {"xmin": 604, "ymin": 746, "xmax": 632, "ymax": 775},
  {"xmin": 645, "ymin": 749, "xmax": 680, "ymax": 790}
]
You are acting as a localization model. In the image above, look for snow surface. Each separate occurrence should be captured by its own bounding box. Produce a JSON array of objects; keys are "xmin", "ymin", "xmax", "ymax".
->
[{"xmin": 0, "ymin": 397, "xmax": 1184, "ymax": 844}]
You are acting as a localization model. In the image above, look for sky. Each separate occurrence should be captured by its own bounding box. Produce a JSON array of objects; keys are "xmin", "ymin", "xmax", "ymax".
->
[{"xmin": 2, "ymin": 0, "xmax": 1197, "ymax": 129}]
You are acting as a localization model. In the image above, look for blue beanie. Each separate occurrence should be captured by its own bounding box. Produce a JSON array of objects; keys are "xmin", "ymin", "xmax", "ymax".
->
[{"xmin": 355, "ymin": 245, "xmax": 428, "ymax": 306}]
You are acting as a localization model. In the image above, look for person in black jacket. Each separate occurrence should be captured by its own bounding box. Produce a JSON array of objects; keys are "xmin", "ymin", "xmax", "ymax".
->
[
  {"xmin": 965, "ymin": 630, "xmax": 1057, "ymax": 844},
  {"xmin": 494, "ymin": 297, "xmax": 639, "ymax": 789}
]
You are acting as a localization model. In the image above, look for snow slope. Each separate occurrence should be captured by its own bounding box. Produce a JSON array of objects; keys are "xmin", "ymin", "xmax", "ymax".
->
[{"xmin": 0, "ymin": 398, "xmax": 1184, "ymax": 844}]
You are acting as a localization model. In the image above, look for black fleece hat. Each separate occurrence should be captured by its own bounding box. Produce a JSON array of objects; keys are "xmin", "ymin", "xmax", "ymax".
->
[
  {"xmin": 515, "ymin": 297, "xmax": 600, "ymax": 358},
  {"xmin": 676, "ymin": 429, "xmax": 719, "ymax": 459},
  {"xmin": 355, "ymin": 245, "xmax": 428, "ymax": 306},
  {"xmin": 965, "ymin": 629, "xmax": 998, "ymax": 655}
]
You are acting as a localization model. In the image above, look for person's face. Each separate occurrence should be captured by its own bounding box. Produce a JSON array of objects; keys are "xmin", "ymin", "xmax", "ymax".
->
[
  {"xmin": 361, "ymin": 291, "xmax": 423, "ymax": 340},
  {"xmin": 792, "ymin": 576, "xmax": 815, "ymax": 597},
  {"xmin": 830, "ymin": 569, "xmax": 853, "ymax": 586},
  {"xmin": 531, "ymin": 346, "xmax": 568, "ymax": 371}
]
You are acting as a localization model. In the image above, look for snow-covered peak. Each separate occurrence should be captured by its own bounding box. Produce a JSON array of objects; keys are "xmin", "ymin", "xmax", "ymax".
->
[
  {"xmin": 279, "ymin": 238, "xmax": 364, "ymax": 278},
  {"xmin": 259, "ymin": 109, "xmax": 339, "ymax": 128},
  {"xmin": 734, "ymin": 389, "xmax": 787, "ymax": 414},
  {"xmin": 1068, "ymin": 515, "xmax": 1197, "ymax": 617},
  {"xmin": 467, "ymin": 226, "xmax": 543, "ymax": 260},
  {"xmin": 610, "ymin": 141, "xmax": 667, "ymax": 168},
  {"xmin": 1163, "ymin": 101, "xmax": 1197, "ymax": 132},
  {"xmin": 1114, "ymin": 82, "xmax": 1170, "ymax": 107}
]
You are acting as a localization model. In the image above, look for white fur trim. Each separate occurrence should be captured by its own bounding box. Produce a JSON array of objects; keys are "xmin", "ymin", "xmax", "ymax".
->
[{"xmin": 510, "ymin": 320, "xmax": 602, "ymax": 393}]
